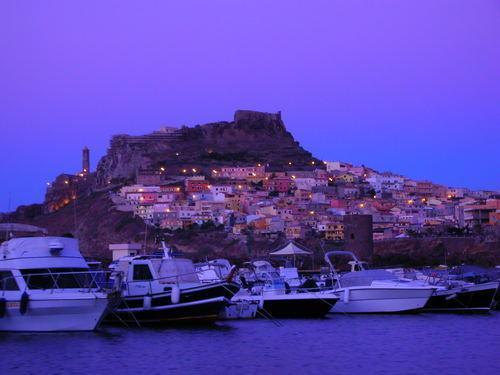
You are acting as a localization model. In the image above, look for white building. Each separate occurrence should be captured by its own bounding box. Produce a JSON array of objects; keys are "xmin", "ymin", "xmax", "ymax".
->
[{"xmin": 325, "ymin": 161, "xmax": 352, "ymax": 173}]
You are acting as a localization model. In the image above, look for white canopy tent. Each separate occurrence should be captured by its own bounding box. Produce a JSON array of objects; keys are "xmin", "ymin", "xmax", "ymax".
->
[{"xmin": 269, "ymin": 241, "xmax": 312, "ymax": 267}]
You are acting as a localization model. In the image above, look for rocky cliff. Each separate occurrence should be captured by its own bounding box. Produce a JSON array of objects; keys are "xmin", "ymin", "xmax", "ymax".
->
[{"xmin": 95, "ymin": 110, "xmax": 320, "ymax": 187}]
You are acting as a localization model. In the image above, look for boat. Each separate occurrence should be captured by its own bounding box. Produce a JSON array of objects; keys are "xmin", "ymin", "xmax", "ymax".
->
[
  {"xmin": 195, "ymin": 259, "xmax": 258, "ymax": 319},
  {"xmin": 389, "ymin": 267, "xmax": 499, "ymax": 313},
  {"xmin": 423, "ymin": 281, "xmax": 499, "ymax": 313},
  {"xmin": 324, "ymin": 251, "xmax": 435, "ymax": 314},
  {"xmin": 233, "ymin": 260, "xmax": 338, "ymax": 319},
  {"xmin": 106, "ymin": 243, "xmax": 241, "ymax": 325},
  {"xmin": 0, "ymin": 236, "xmax": 116, "ymax": 332}
]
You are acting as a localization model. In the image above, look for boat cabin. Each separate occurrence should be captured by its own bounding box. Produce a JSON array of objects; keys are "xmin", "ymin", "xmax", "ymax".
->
[
  {"xmin": 114, "ymin": 255, "xmax": 201, "ymax": 296},
  {"xmin": 0, "ymin": 237, "xmax": 102, "ymax": 293}
]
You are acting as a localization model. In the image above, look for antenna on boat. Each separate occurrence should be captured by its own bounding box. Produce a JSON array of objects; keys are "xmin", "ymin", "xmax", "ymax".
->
[{"xmin": 143, "ymin": 222, "xmax": 148, "ymax": 255}]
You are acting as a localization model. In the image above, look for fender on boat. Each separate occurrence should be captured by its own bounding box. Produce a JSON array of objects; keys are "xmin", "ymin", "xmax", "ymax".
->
[
  {"xmin": 343, "ymin": 288, "xmax": 350, "ymax": 303},
  {"xmin": 171, "ymin": 285, "xmax": 180, "ymax": 304},
  {"xmin": 0, "ymin": 298, "xmax": 5, "ymax": 318},
  {"xmin": 20, "ymin": 292, "xmax": 29, "ymax": 315},
  {"xmin": 143, "ymin": 295, "xmax": 152, "ymax": 310}
]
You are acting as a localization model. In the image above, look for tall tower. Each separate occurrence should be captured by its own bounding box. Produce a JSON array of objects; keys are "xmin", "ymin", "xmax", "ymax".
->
[
  {"xmin": 82, "ymin": 146, "xmax": 90, "ymax": 174},
  {"xmin": 343, "ymin": 214, "xmax": 374, "ymax": 261}
]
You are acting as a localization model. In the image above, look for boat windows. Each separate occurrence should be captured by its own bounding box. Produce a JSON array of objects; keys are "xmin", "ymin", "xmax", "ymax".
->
[
  {"xmin": 20, "ymin": 268, "xmax": 89, "ymax": 289},
  {"xmin": 133, "ymin": 265, "xmax": 153, "ymax": 281},
  {"xmin": 157, "ymin": 259, "xmax": 199, "ymax": 283},
  {"xmin": 0, "ymin": 270, "xmax": 19, "ymax": 291}
]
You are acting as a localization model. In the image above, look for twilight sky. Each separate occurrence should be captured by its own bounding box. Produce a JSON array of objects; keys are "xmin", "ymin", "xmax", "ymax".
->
[{"xmin": 1, "ymin": 0, "xmax": 499, "ymax": 211}]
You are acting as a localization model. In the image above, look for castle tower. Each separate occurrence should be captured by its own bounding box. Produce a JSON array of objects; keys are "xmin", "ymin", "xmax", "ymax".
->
[
  {"xmin": 82, "ymin": 146, "xmax": 90, "ymax": 174},
  {"xmin": 343, "ymin": 214, "xmax": 374, "ymax": 261}
]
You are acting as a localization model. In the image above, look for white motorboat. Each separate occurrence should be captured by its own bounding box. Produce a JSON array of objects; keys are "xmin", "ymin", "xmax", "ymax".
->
[
  {"xmin": 0, "ymin": 237, "xmax": 115, "ymax": 332},
  {"xmin": 195, "ymin": 259, "xmax": 258, "ymax": 319},
  {"xmin": 234, "ymin": 260, "xmax": 338, "ymax": 318},
  {"xmin": 106, "ymin": 244, "xmax": 241, "ymax": 325},
  {"xmin": 324, "ymin": 251, "xmax": 435, "ymax": 314}
]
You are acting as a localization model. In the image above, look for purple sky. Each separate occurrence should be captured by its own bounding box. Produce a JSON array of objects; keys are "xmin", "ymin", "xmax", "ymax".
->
[{"xmin": 1, "ymin": 0, "xmax": 499, "ymax": 211}]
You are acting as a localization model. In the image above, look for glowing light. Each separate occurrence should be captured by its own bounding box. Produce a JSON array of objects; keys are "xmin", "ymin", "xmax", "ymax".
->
[
  {"xmin": 328, "ymin": 177, "xmax": 333, "ymax": 181},
  {"xmin": 212, "ymin": 169, "xmax": 218, "ymax": 174},
  {"xmin": 175, "ymin": 152, "xmax": 179, "ymax": 156},
  {"xmin": 176, "ymin": 187, "xmax": 181, "ymax": 192},
  {"xmin": 46, "ymin": 182, "xmax": 51, "ymax": 186},
  {"xmin": 64, "ymin": 180, "xmax": 69, "ymax": 185},
  {"xmin": 311, "ymin": 161, "xmax": 315, "ymax": 165},
  {"xmin": 182, "ymin": 169, "xmax": 187, "ymax": 173},
  {"xmin": 288, "ymin": 161, "xmax": 292, "ymax": 166},
  {"xmin": 407, "ymin": 199, "xmax": 414, "ymax": 205},
  {"xmin": 257, "ymin": 163, "xmax": 261, "ymax": 167},
  {"xmin": 291, "ymin": 175, "xmax": 296, "ymax": 179},
  {"xmin": 160, "ymin": 167, "xmax": 165, "ymax": 172},
  {"xmin": 192, "ymin": 168, "xmax": 197, "ymax": 173},
  {"xmin": 309, "ymin": 211, "xmax": 315, "ymax": 215},
  {"xmin": 359, "ymin": 203, "xmax": 365, "ymax": 208},
  {"xmin": 237, "ymin": 185, "xmax": 242, "ymax": 189}
]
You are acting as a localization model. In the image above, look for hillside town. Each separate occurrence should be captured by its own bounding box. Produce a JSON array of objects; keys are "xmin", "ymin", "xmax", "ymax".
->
[{"xmin": 102, "ymin": 157, "xmax": 499, "ymax": 243}]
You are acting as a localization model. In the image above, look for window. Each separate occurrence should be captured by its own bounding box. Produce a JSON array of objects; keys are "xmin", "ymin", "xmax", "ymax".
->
[
  {"xmin": 133, "ymin": 265, "xmax": 153, "ymax": 281},
  {"xmin": 21, "ymin": 268, "xmax": 89, "ymax": 289},
  {"xmin": 0, "ymin": 271, "xmax": 19, "ymax": 291}
]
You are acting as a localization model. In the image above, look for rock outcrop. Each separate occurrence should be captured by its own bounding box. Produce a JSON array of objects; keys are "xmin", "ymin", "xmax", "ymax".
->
[{"xmin": 95, "ymin": 110, "xmax": 320, "ymax": 187}]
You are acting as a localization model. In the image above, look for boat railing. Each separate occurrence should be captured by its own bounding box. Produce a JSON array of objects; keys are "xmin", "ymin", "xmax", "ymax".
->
[
  {"xmin": 122, "ymin": 269, "xmax": 208, "ymax": 295},
  {"xmin": 1, "ymin": 270, "xmax": 122, "ymax": 295}
]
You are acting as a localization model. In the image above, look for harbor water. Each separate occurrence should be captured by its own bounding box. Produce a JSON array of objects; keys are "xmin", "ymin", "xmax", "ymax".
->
[{"xmin": 1, "ymin": 313, "xmax": 499, "ymax": 375}]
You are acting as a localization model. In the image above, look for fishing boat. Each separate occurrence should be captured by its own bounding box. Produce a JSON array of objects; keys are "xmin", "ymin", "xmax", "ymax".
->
[
  {"xmin": 106, "ymin": 244, "xmax": 240, "ymax": 325},
  {"xmin": 233, "ymin": 260, "xmax": 338, "ymax": 318},
  {"xmin": 0, "ymin": 236, "xmax": 116, "ymax": 332},
  {"xmin": 324, "ymin": 251, "xmax": 435, "ymax": 314}
]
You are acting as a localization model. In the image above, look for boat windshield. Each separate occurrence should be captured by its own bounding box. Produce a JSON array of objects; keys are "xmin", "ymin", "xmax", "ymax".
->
[
  {"xmin": 339, "ymin": 270, "xmax": 398, "ymax": 288},
  {"xmin": 20, "ymin": 268, "xmax": 94, "ymax": 289},
  {"xmin": 156, "ymin": 259, "xmax": 200, "ymax": 284}
]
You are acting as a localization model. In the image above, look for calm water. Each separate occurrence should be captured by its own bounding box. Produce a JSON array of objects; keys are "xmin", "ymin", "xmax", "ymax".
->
[{"xmin": 1, "ymin": 313, "xmax": 499, "ymax": 375}]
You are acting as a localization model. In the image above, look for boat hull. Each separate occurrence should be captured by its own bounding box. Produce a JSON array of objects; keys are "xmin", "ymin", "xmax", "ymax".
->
[
  {"xmin": 234, "ymin": 293, "xmax": 338, "ymax": 318},
  {"xmin": 108, "ymin": 297, "xmax": 227, "ymax": 325},
  {"xmin": 330, "ymin": 287, "xmax": 434, "ymax": 314},
  {"xmin": 0, "ymin": 293, "xmax": 110, "ymax": 332},
  {"xmin": 221, "ymin": 301, "xmax": 259, "ymax": 320},
  {"xmin": 423, "ymin": 282, "xmax": 499, "ymax": 313},
  {"xmin": 106, "ymin": 281, "xmax": 239, "ymax": 325}
]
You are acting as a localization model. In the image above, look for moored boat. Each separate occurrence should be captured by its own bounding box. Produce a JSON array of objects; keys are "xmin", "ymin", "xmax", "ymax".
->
[
  {"xmin": 388, "ymin": 267, "xmax": 499, "ymax": 313},
  {"xmin": 324, "ymin": 251, "xmax": 435, "ymax": 314},
  {"xmin": 234, "ymin": 260, "xmax": 338, "ymax": 318},
  {"xmin": 0, "ymin": 237, "xmax": 116, "ymax": 332},
  {"xmin": 195, "ymin": 259, "xmax": 258, "ymax": 319},
  {"xmin": 106, "ymin": 244, "xmax": 240, "ymax": 325},
  {"xmin": 422, "ymin": 281, "xmax": 499, "ymax": 313}
]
